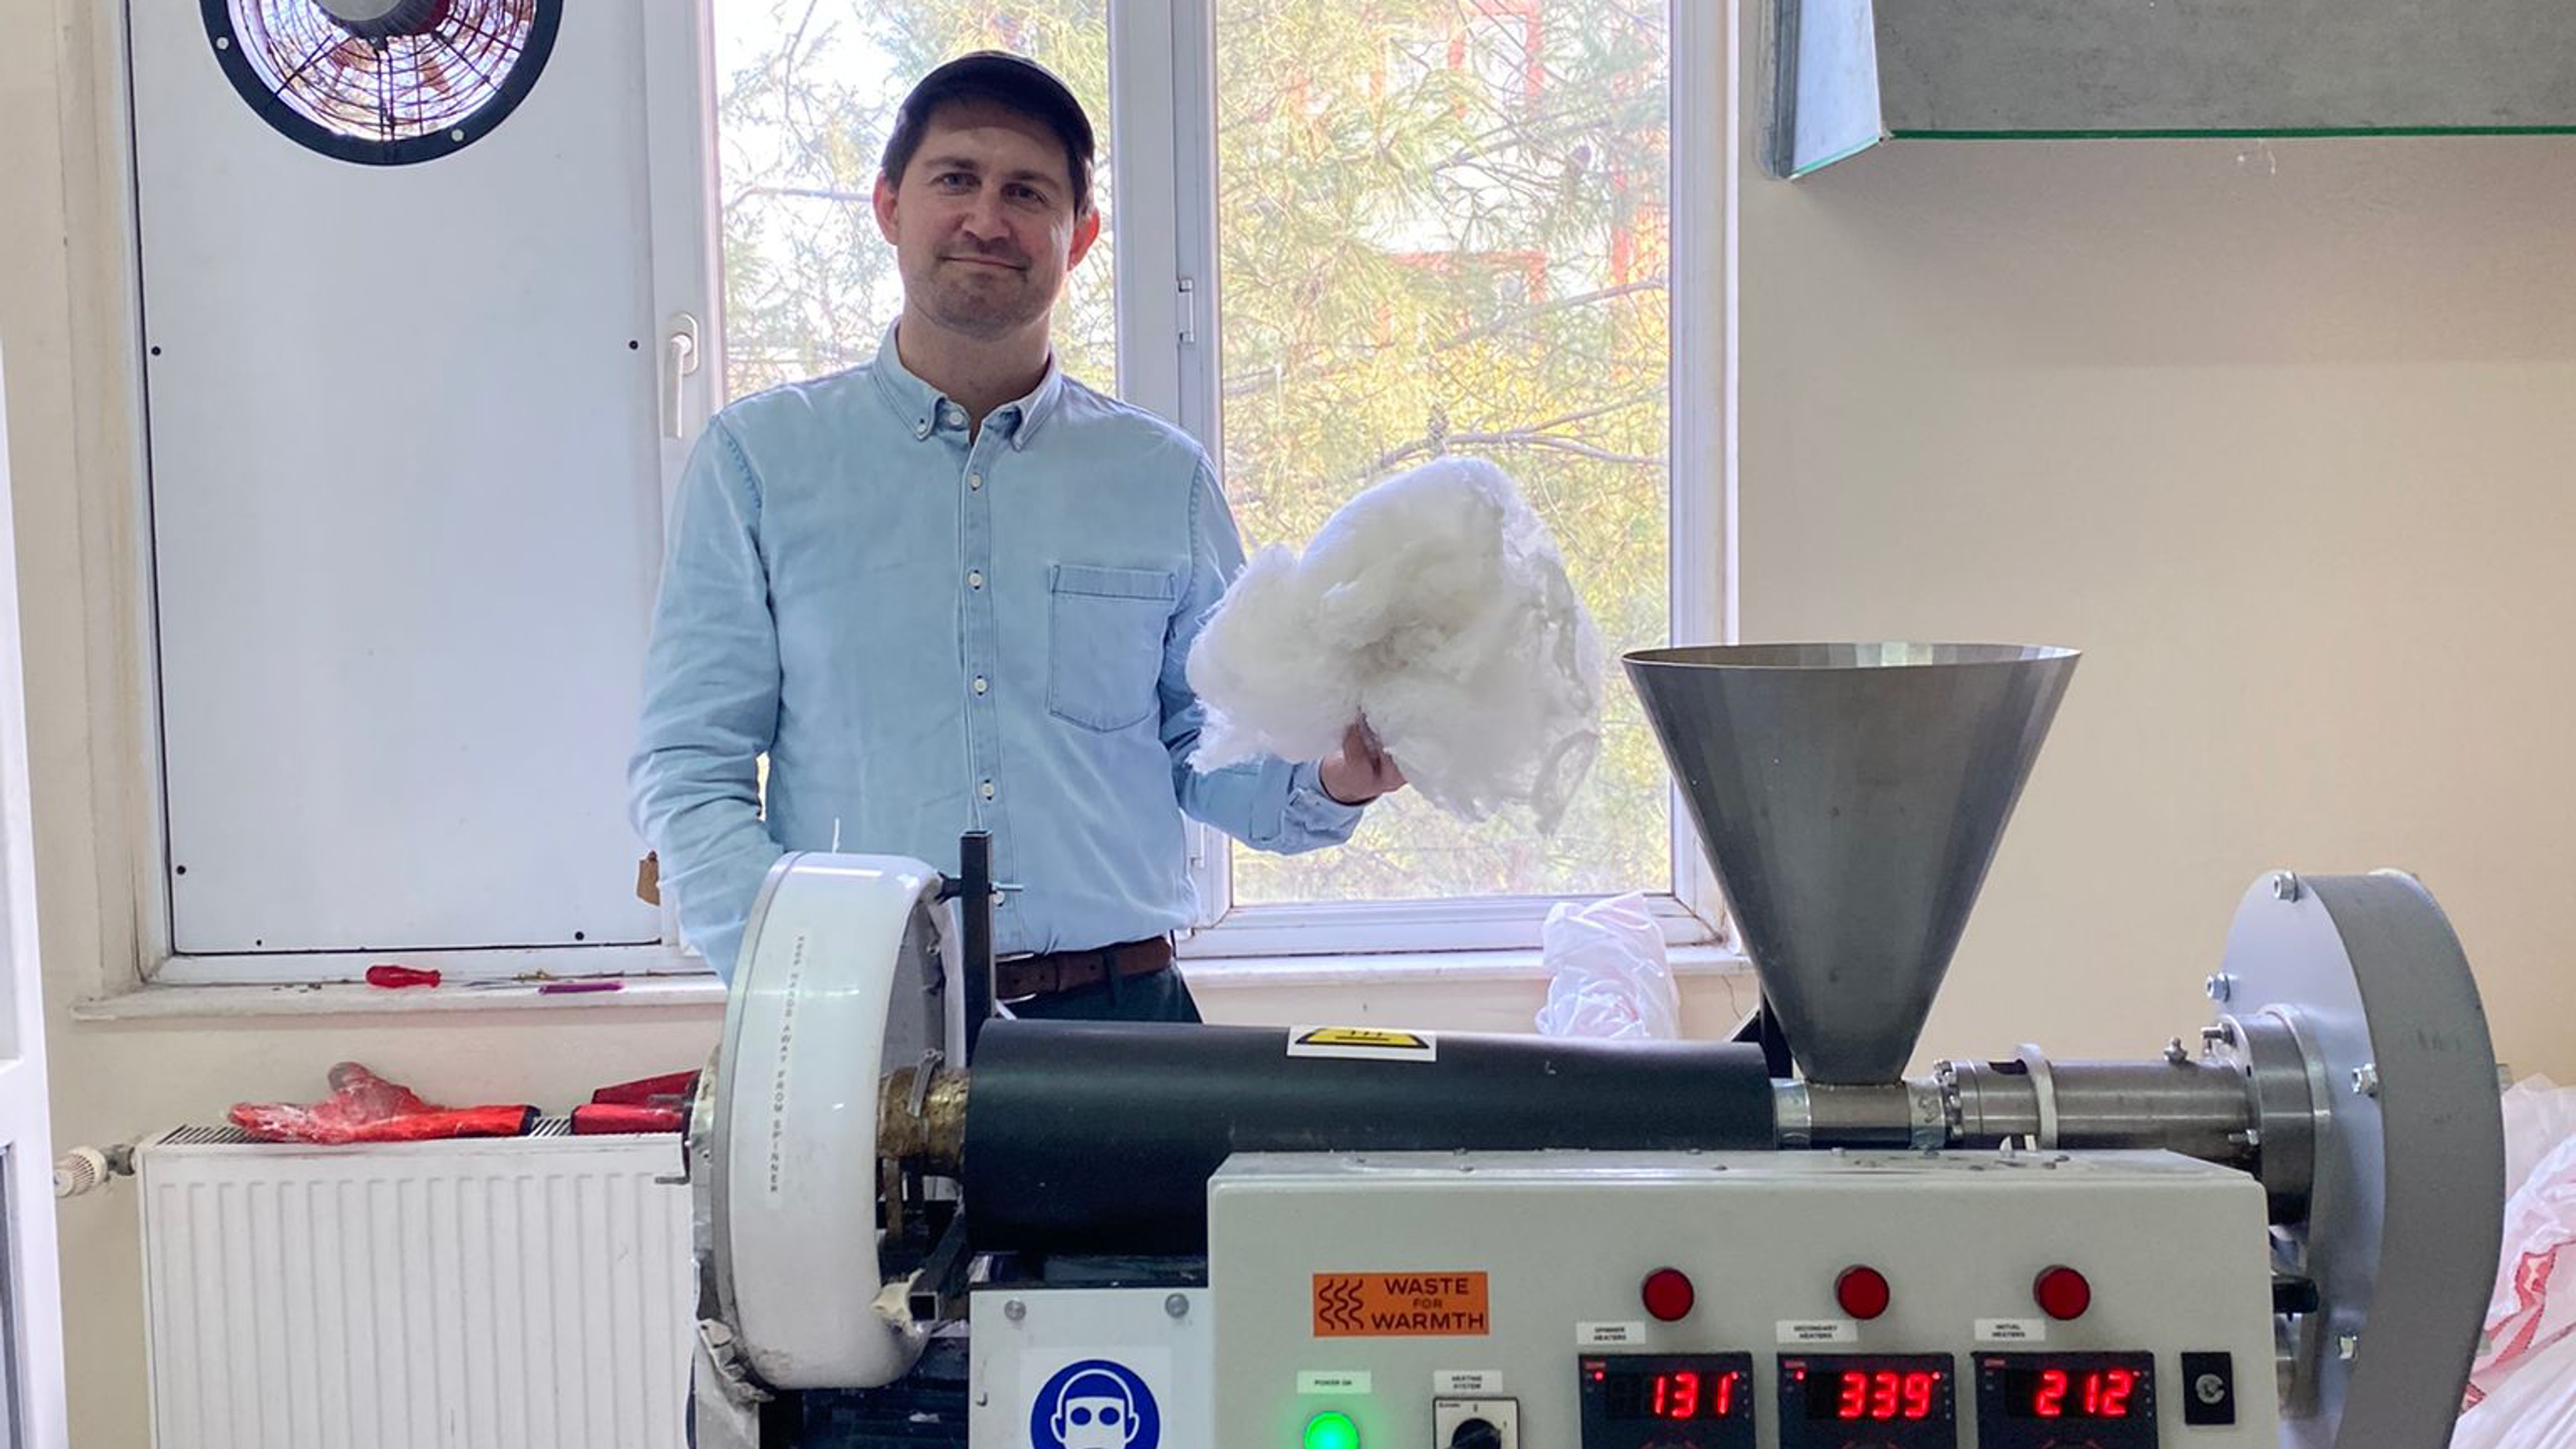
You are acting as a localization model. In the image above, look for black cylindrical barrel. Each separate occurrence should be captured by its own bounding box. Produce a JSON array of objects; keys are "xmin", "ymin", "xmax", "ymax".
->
[{"xmin": 961, "ymin": 1020, "xmax": 1777, "ymax": 1253}]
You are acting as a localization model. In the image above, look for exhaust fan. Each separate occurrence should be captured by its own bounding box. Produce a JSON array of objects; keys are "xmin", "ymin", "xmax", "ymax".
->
[{"xmin": 201, "ymin": 0, "xmax": 563, "ymax": 166}]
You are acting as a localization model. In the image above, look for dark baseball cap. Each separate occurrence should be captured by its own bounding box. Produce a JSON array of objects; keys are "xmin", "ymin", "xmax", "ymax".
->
[{"xmin": 883, "ymin": 51, "xmax": 1096, "ymax": 208}]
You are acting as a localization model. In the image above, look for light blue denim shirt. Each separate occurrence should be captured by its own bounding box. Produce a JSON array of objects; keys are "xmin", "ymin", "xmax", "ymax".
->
[{"xmin": 629, "ymin": 324, "xmax": 1362, "ymax": 977}]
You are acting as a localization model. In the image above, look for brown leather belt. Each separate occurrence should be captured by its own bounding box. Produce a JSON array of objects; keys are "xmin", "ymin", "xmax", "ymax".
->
[{"xmin": 994, "ymin": 936, "xmax": 1175, "ymax": 1000}]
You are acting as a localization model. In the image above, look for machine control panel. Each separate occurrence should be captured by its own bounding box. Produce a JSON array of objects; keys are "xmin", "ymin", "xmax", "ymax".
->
[{"xmin": 1210, "ymin": 1150, "xmax": 2277, "ymax": 1448}]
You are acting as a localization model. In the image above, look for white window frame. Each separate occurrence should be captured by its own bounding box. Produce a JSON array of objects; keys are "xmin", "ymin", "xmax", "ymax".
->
[
  {"xmin": 1112, "ymin": 0, "xmax": 1736, "ymax": 959},
  {"xmin": 128, "ymin": 0, "xmax": 1731, "ymax": 987}
]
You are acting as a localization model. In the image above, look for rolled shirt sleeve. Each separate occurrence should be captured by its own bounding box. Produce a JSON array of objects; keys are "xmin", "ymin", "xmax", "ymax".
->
[{"xmin": 1160, "ymin": 459, "xmax": 1366, "ymax": 853}]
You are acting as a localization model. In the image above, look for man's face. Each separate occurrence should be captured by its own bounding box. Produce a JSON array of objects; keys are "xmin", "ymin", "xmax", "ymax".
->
[{"xmin": 874, "ymin": 98, "xmax": 1099, "ymax": 341}]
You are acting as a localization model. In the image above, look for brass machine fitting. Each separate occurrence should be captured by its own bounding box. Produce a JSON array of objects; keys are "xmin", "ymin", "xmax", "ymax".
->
[{"xmin": 877, "ymin": 1062, "xmax": 971, "ymax": 1175}]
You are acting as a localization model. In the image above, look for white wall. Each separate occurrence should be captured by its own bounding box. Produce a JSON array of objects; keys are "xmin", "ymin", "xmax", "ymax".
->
[{"xmin": 1738, "ymin": 133, "xmax": 2576, "ymax": 1081}]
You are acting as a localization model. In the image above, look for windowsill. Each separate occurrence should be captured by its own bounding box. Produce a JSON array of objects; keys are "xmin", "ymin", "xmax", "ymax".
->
[
  {"xmin": 1183, "ymin": 943, "xmax": 1754, "ymax": 989},
  {"xmin": 70, "ymin": 972, "xmax": 731, "ymax": 1021},
  {"xmin": 72, "ymin": 946, "xmax": 1754, "ymax": 1020}
]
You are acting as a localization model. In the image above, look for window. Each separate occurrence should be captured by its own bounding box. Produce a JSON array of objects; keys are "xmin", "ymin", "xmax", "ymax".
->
[
  {"xmin": 714, "ymin": 0, "xmax": 1727, "ymax": 959},
  {"xmin": 1208, "ymin": 0, "xmax": 1681, "ymax": 925},
  {"xmin": 1136, "ymin": 0, "xmax": 1729, "ymax": 954},
  {"xmin": 135, "ymin": 1, "xmax": 1723, "ymax": 985}
]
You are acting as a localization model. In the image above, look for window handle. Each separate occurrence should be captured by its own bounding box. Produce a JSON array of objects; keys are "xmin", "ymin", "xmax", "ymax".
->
[{"xmin": 663, "ymin": 312, "xmax": 702, "ymax": 439}]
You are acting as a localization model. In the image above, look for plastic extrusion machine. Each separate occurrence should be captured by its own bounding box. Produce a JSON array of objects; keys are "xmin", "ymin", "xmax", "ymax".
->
[{"xmin": 684, "ymin": 644, "xmax": 2505, "ymax": 1449}]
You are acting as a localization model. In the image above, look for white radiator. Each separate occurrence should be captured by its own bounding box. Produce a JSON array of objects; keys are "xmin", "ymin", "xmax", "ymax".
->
[{"xmin": 139, "ymin": 1123, "xmax": 695, "ymax": 1449}]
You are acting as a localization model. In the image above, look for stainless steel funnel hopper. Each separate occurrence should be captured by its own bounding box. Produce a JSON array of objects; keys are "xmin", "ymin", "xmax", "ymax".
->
[{"xmin": 1625, "ymin": 644, "xmax": 2078, "ymax": 1083}]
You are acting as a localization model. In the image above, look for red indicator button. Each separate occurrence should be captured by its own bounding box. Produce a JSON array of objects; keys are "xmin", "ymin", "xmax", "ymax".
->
[
  {"xmin": 2034, "ymin": 1265, "xmax": 2092, "ymax": 1320},
  {"xmin": 1835, "ymin": 1265, "xmax": 1892, "ymax": 1320},
  {"xmin": 1642, "ymin": 1267, "xmax": 1697, "ymax": 1322}
]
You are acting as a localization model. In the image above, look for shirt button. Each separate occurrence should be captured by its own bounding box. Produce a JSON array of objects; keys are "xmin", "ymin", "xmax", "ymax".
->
[
  {"xmin": 972, "ymin": 676, "xmax": 988, "ymax": 695},
  {"xmin": 914, "ymin": 420, "xmax": 931, "ymax": 439},
  {"xmin": 979, "ymin": 781, "xmax": 996, "ymax": 800},
  {"xmin": 967, "ymin": 570, "xmax": 984, "ymax": 589},
  {"xmin": 968, "ymin": 472, "xmax": 983, "ymax": 490}
]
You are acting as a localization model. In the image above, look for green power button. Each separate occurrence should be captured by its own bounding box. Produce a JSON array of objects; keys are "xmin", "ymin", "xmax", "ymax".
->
[{"xmin": 1304, "ymin": 1410, "xmax": 1360, "ymax": 1449}]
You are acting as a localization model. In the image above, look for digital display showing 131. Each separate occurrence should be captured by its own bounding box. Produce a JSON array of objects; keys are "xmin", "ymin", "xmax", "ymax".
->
[{"xmin": 1579, "ymin": 1353, "xmax": 1756, "ymax": 1449}]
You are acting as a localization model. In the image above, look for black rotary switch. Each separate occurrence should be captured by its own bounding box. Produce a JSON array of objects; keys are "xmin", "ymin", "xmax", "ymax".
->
[{"xmin": 1450, "ymin": 1418, "xmax": 1503, "ymax": 1449}]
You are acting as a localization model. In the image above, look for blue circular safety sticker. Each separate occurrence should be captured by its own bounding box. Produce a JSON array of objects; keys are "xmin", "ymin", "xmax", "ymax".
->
[{"xmin": 1029, "ymin": 1358, "xmax": 1162, "ymax": 1449}]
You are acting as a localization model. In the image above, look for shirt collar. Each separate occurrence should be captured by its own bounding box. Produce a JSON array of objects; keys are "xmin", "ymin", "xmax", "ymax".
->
[
  {"xmin": 869, "ymin": 319, "xmax": 1067, "ymax": 451},
  {"xmin": 1004, "ymin": 354, "xmax": 1067, "ymax": 450}
]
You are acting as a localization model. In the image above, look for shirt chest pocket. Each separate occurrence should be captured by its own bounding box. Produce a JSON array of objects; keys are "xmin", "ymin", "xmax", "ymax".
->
[{"xmin": 1046, "ymin": 563, "xmax": 1178, "ymax": 733}]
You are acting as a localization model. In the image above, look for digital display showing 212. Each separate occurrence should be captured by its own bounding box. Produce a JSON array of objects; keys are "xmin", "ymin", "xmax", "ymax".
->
[
  {"xmin": 1976, "ymin": 1352, "xmax": 2160, "ymax": 1448},
  {"xmin": 1578, "ymin": 1353, "xmax": 1756, "ymax": 1449}
]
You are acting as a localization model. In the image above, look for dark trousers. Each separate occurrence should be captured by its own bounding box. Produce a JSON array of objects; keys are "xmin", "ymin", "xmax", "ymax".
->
[{"xmin": 1006, "ymin": 963, "xmax": 1202, "ymax": 1023}]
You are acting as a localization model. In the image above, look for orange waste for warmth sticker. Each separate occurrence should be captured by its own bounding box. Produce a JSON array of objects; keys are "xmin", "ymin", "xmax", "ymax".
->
[{"xmin": 1312, "ymin": 1273, "xmax": 1491, "ymax": 1337}]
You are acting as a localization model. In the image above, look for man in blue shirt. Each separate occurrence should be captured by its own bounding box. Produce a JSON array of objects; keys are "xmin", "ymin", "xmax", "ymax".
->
[{"xmin": 630, "ymin": 52, "xmax": 1405, "ymax": 1024}]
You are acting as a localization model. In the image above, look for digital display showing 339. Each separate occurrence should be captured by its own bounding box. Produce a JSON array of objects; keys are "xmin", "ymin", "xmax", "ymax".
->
[{"xmin": 1776, "ymin": 1354, "xmax": 1957, "ymax": 1449}]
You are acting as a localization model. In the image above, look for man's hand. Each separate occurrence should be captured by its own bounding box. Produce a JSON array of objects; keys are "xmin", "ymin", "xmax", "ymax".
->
[{"xmin": 1320, "ymin": 720, "xmax": 1407, "ymax": 806}]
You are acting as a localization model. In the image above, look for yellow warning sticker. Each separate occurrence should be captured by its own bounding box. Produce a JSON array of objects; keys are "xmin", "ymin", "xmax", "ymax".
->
[
  {"xmin": 1313, "ymin": 1273, "xmax": 1491, "ymax": 1337},
  {"xmin": 1287, "ymin": 1026, "xmax": 1439, "ymax": 1063}
]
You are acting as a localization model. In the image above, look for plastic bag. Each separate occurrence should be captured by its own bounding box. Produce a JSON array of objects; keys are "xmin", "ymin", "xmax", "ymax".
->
[
  {"xmin": 229, "ymin": 1062, "xmax": 536, "ymax": 1144},
  {"xmin": 2457, "ymin": 1330, "xmax": 2576, "ymax": 1446},
  {"xmin": 2453, "ymin": 1075, "xmax": 2576, "ymax": 1445},
  {"xmin": 1534, "ymin": 894, "xmax": 1678, "ymax": 1041},
  {"xmin": 1186, "ymin": 456, "xmax": 1604, "ymax": 830},
  {"xmin": 2507, "ymin": 1074, "xmax": 2576, "ymax": 1197}
]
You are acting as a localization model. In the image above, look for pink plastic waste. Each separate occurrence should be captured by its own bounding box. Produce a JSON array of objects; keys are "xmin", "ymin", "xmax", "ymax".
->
[
  {"xmin": 229, "ymin": 1062, "xmax": 535, "ymax": 1144},
  {"xmin": 2455, "ymin": 1075, "xmax": 2576, "ymax": 1445}
]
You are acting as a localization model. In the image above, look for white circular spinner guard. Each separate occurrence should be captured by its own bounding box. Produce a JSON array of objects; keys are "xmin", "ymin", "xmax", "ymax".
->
[{"xmin": 710, "ymin": 852, "xmax": 959, "ymax": 1389}]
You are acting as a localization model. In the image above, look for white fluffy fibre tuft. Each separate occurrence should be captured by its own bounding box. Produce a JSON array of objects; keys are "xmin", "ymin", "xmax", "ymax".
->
[{"xmin": 1187, "ymin": 456, "xmax": 1603, "ymax": 830}]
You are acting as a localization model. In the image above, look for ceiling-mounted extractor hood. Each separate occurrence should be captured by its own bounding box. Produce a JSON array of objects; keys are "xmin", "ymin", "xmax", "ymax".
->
[{"xmin": 1762, "ymin": 0, "xmax": 2576, "ymax": 178}]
